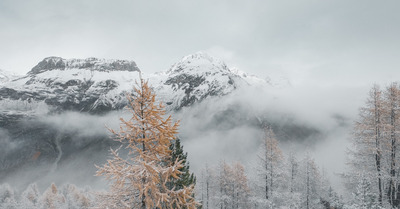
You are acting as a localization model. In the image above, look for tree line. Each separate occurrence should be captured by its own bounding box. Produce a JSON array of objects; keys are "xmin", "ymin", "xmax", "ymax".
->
[
  {"xmin": 197, "ymin": 127, "xmax": 342, "ymax": 209},
  {"xmin": 346, "ymin": 82, "xmax": 400, "ymax": 208},
  {"xmin": 3, "ymin": 80, "xmax": 399, "ymax": 208}
]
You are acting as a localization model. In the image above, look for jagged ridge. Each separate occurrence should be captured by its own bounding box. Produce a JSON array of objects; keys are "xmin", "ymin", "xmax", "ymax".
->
[
  {"xmin": 0, "ymin": 53, "xmax": 271, "ymax": 113},
  {"xmin": 28, "ymin": 57, "xmax": 140, "ymax": 75}
]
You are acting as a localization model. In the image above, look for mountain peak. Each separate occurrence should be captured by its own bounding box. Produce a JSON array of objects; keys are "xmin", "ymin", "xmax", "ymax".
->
[
  {"xmin": 28, "ymin": 57, "xmax": 140, "ymax": 75},
  {"xmin": 167, "ymin": 52, "xmax": 228, "ymax": 75},
  {"xmin": 181, "ymin": 51, "xmax": 219, "ymax": 63}
]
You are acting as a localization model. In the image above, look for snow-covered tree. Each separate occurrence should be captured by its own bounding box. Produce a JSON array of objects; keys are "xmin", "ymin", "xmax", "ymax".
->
[
  {"xmin": 300, "ymin": 153, "xmax": 322, "ymax": 209},
  {"xmin": 198, "ymin": 163, "xmax": 214, "ymax": 209},
  {"xmin": 254, "ymin": 127, "xmax": 285, "ymax": 208},
  {"xmin": 214, "ymin": 160, "xmax": 232, "ymax": 209},
  {"xmin": 347, "ymin": 83, "xmax": 400, "ymax": 208},
  {"xmin": 40, "ymin": 183, "xmax": 66, "ymax": 209},
  {"xmin": 59, "ymin": 184, "xmax": 92, "ymax": 209},
  {"xmin": 96, "ymin": 79, "xmax": 198, "ymax": 209},
  {"xmin": 231, "ymin": 162, "xmax": 250, "ymax": 209},
  {"xmin": 213, "ymin": 161, "xmax": 250, "ymax": 209},
  {"xmin": 348, "ymin": 174, "xmax": 382, "ymax": 209},
  {"xmin": 20, "ymin": 183, "xmax": 40, "ymax": 208},
  {"xmin": 327, "ymin": 187, "xmax": 344, "ymax": 209},
  {"xmin": 286, "ymin": 151, "xmax": 302, "ymax": 209},
  {"xmin": 383, "ymin": 82, "xmax": 400, "ymax": 207},
  {"xmin": 0, "ymin": 184, "xmax": 17, "ymax": 209},
  {"xmin": 347, "ymin": 84, "xmax": 385, "ymax": 206}
]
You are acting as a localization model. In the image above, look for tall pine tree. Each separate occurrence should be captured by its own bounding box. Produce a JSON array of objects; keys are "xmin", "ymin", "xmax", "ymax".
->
[{"xmin": 169, "ymin": 138, "xmax": 196, "ymax": 190}]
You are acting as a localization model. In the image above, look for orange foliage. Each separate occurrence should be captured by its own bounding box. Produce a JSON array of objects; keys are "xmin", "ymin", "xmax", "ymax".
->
[{"xmin": 96, "ymin": 79, "xmax": 198, "ymax": 209}]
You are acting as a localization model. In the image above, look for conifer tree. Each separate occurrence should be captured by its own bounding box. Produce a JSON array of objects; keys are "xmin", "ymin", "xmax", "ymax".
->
[
  {"xmin": 96, "ymin": 79, "xmax": 198, "ymax": 209},
  {"xmin": 301, "ymin": 153, "xmax": 321, "ymax": 209},
  {"xmin": 40, "ymin": 183, "xmax": 65, "ymax": 209},
  {"xmin": 215, "ymin": 160, "xmax": 231, "ymax": 209},
  {"xmin": 60, "ymin": 184, "xmax": 92, "ymax": 209},
  {"xmin": 169, "ymin": 138, "xmax": 196, "ymax": 191},
  {"xmin": 383, "ymin": 82, "xmax": 400, "ymax": 207},
  {"xmin": 21, "ymin": 183, "xmax": 40, "ymax": 208},
  {"xmin": 350, "ymin": 174, "xmax": 382, "ymax": 209},
  {"xmin": 347, "ymin": 83, "xmax": 400, "ymax": 208},
  {"xmin": 214, "ymin": 161, "xmax": 250, "ymax": 209},
  {"xmin": 286, "ymin": 151, "xmax": 301, "ymax": 208},
  {"xmin": 198, "ymin": 163, "xmax": 214, "ymax": 209},
  {"xmin": 348, "ymin": 84, "xmax": 385, "ymax": 206},
  {"xmin": 231, "ymin": 162, "xmax": 250, "ymax": 209},
  {"xmin": 259, "ymin": 127, "xmax": 284, "ymax": 202},
  {"xmin": 0, "ymin": 184, "xmax": 16, "ymax": 208}
]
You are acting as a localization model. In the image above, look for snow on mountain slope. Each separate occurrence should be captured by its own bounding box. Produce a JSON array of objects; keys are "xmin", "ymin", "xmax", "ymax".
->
[
  {"xmin": 28, "ymin": 56, "xmax": 139, "ymax": 74},
  {"xmin": 150, "ymin": 52, "xmax": 251, "ymax": 110},
  {"xmin": 1, "ymin": 57, "xmax": 141, "ymax": 113},
  {"xmin": 0, "ymin": 69, "xmax": 21, "ymax": 85},
  {"xmin": 0, "ymin": 53, "xmax": 273, "ymax": 113},
  {"xmin": 229, "ymin": 67, "xmax": 269, "ymax": 87}
]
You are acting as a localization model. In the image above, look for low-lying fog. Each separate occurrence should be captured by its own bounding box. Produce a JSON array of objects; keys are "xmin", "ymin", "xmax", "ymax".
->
[{"xmin": 1, "ymin": 81, "xmax": 371, "ymax": 196}]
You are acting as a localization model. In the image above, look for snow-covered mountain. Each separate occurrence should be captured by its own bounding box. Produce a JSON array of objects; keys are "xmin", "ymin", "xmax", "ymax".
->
[
  {"xmin": 149, "ymin": 52, "xmax": 268, "ymax": 110},
  {"xmin": 0, "ymin": 53, "xmax": 271, "ymax": 114},
  {"xmin": 0, "ymin": 53, "xmax": 327, "ymax": 192},
  {"xmin": 0, "ymin": 53, "xmax": 271, "ymax": 184},
  {"xmin": 0, "ymin": 57, "xmax": 141, "ymax": 113},
  {"xmin": 0, "ymin": 69, "xmax": 20, "ymax": 84}
]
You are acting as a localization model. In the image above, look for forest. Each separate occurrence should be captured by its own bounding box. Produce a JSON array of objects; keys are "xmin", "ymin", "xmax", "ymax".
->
[{"xmin": 1, "ymin": 81, "xmax": 400, "ymax": 209}]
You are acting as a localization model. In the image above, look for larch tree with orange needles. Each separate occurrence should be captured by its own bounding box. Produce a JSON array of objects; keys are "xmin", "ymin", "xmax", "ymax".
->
[
  {"xmin": 260, "ymin": 127, "xmax": 284, "ymax": 201},
  {"xmin": 96, "ymin": 79, "xmax": 198, "ymax": 209}
]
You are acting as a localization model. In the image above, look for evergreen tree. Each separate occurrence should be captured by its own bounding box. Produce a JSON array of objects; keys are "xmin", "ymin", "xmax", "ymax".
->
[
  {"xmin": 169, "ymin": 138, "xmax": 196, "ymax": 191},
  {"xmin": 350, "ymin": 175, "xmax": 382, "ymax": 209},
  {"xmin": 327, "ymin": 187, "xmax": 344, "ymax": 209}
]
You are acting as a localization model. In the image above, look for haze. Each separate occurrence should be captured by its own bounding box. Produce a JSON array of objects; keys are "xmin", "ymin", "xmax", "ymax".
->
[{"xmin": 1, "ymin": 0, "xmax": 400, "ymax": 198}]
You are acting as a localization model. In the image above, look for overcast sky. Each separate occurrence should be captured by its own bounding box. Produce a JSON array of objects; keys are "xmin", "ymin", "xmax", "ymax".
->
[{"xmin": 1, "ymin": 0, "xmax": 400, "ymax": 87}]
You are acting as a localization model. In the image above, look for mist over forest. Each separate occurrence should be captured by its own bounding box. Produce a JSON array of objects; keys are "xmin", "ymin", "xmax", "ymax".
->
[
  {"xmin": 0, "ymin": 60, "xmax": 379, "ymax": 208},
  {"xmin": 2, "ymin": 0, "xmax": 400, "ymax": 208}
]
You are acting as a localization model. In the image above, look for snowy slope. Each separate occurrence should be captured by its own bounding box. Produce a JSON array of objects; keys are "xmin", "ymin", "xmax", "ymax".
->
[
  {"xmin": 0, "ymin": 69, "xmax": 21, "ymax": 85},
  {"xmin": 150, "ymin": 52, "xmax": 252, "ymax": 110},
  {"xmin": 0, "ymin": 53, "xmax": 273, "ymax": 113},
  {"xmin": 1, "ymin": 57, "xmax": 141, "ymax": 113},
  {"xmin": 229, "ymin": 67, "xmax": 269, "ymax": 87}
]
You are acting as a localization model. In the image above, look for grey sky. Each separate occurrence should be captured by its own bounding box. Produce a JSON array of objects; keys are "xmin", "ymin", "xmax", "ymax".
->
[
  {"xmin": 1, "ymin": 0, "xmax": 400, "ymax": 87},
  {"xmin": 3, "ymin": 0, "xmax": 400, "ymax": 193}
]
